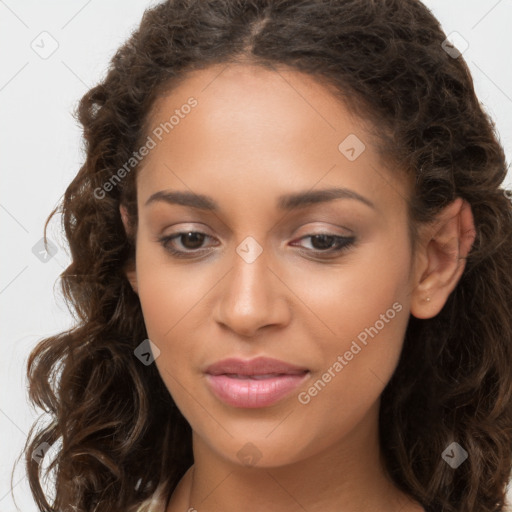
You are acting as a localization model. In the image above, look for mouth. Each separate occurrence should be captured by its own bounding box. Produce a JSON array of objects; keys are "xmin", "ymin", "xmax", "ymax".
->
[
  {"xmin": 221, "ymin": 372, "xmax": 306, "ymax": 379},
  {"xmin": 205, "ymin": 356, "xmax": 309, "ymax": 376},
  {"xmin": 204, "ymin": 357, "xmax": 310, "ymax": 408}
]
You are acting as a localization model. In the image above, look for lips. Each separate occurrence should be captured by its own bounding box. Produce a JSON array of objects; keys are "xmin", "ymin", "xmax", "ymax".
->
[
  {"xmin": 204, "ymin": 357, "xmax": 310, "ymax": 408},
  {"xmin": 205, "ymin": 357, "xmax": 308, "ymax": 376}
]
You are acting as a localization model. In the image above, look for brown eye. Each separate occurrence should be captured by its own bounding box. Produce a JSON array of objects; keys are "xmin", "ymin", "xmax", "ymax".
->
[
  {"xmin": 158, "ymin": 231, "xmax": 215, "ymax": 258},
  {"xmin": 176, "ymin": 232, "xmax": 207, "ymax": 250},
  {"xmin": 157, "ymin": 231, "xmax": 356, "ymax": 259},
  {"xmin": 291, "ymin": 234, "xmax": 356, "ymax": 256}
]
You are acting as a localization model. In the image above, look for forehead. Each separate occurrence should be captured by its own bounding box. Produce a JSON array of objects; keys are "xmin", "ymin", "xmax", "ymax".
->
[
  {"xmin": 136, "ymin": 63, "xmax": 410, "ymax": 217},
  {"xmin": 147, "ymin": 62, "xmax": 366, "ymax": 144}
]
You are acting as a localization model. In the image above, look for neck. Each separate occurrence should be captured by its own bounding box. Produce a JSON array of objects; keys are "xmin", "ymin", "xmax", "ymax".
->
[{"xmin": 170, "ymin": 401, "xmax": 423, "ymax": 512}]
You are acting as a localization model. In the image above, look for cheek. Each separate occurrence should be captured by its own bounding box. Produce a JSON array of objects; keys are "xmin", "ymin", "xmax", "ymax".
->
[
  {"xmin": 135, "ymin": 238, "xmax": 220, "ymax": 340},
  {"xmin": 134, "ymin": 241, "xmax": 219, "ymax": 402},
  {"xmin": 287, "ymin": 227, "xmax": 411, "ymax": 344},
  {"xmin": 292, "ymin": 232, "xmax": 412, "ymax": 404}
]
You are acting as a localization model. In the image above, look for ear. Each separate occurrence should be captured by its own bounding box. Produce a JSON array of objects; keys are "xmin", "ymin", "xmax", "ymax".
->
[
  {"xmin": 410, "ymin": 197, "xmax": 476, "ymax": 319},
  {"xmin": 120, "ymin": 204, "xmax": 138, "ymax": 294}
]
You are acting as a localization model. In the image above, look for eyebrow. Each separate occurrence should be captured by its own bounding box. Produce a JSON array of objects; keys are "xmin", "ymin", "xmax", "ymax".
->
[{"xmin": 144, "ymin": 187, "xmax": 376, "ymax": 211}]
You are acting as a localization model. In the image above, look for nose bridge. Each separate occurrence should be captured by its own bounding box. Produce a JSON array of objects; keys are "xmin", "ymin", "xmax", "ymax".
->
[{"xmin": 215, "ymin": 235, "xmax": 288, "ymax": 336}]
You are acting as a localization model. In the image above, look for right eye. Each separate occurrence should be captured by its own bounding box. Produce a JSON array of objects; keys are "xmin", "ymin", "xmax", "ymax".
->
[{"xmin": 158, "ymin": 231, "xmax": 217, "ymax": 258}]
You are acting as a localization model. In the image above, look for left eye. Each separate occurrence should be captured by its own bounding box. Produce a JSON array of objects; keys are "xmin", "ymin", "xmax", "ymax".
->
[
  {"xmin": 158, "ymin": 232, "xmax": 355, "ymax": 258},
  {"xmin": 291, "ymin": 233, "xmax": 355, "ymax": 254}
]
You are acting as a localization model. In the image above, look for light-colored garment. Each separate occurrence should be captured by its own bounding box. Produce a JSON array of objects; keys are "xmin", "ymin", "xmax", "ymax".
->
[{"xmin": 132, "ymin": 481, "xmax": 169, "ymax": 512}]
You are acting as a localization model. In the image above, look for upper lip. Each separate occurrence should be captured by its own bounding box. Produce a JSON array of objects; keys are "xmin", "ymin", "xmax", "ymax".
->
[{"xmin": 204, "ymin": 357, "xmax": 309, "ymax": 376}]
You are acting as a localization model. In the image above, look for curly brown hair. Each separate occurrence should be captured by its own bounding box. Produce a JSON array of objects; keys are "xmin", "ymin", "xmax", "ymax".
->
[{"xmin": 17, "ymin": 1, "xmax": 512, "ymax": 511}]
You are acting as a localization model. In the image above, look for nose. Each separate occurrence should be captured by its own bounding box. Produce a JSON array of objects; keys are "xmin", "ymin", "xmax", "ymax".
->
[{"xmin": 214, "ymin": 245, "xmax": 291, "ymax": 338}]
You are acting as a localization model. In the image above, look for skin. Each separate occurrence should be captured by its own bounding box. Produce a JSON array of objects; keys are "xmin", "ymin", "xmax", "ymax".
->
[{"xmin": 120, "ymin": 62, "xmax": 476, "ymax": 512}]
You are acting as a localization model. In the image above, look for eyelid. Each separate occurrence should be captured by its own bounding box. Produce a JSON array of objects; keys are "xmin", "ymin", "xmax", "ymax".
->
[
  {"xmin": 157, "ymin": 227, "xmax": 356, "ymax": 259},
  {"xmin": 158, "ymin": 222, "xmax": 351, "ymax": 243}
]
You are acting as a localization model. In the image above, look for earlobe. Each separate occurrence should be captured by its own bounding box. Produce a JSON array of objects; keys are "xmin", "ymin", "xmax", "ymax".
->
[{"xmin": 410, "ymin": 197, "xmax": 476, "ymax": 319}]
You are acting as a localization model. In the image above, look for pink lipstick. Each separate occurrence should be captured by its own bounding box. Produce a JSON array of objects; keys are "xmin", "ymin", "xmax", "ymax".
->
[{"xmin": 204, "ymin": 357, "xmax": 309, "ymax": 408}]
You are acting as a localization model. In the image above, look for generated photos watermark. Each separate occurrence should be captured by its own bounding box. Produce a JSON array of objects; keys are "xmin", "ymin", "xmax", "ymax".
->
[
  {"xmin": 93, "ymin": 97, "xmax": 198, "ymax": 200},
  {"xmin": 298, "ymin": 301, "xmax": 403, "ymax": 404}
]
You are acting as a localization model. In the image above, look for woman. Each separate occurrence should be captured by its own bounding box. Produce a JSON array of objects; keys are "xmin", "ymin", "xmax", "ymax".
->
[{"xmin": 22, "ymin": 1, "xmax": 512, "ymax": 511}]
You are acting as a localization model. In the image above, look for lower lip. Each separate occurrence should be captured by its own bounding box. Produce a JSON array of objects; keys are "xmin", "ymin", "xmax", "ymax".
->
[{"xmin": 205, "ymin": 372, "xmax": 309, "ymax": 408}]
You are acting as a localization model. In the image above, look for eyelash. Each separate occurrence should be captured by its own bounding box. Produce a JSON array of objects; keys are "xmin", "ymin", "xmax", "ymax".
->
[{"xmin": 157, "ymin": 231, "xmax": 356, "ymax": 259}]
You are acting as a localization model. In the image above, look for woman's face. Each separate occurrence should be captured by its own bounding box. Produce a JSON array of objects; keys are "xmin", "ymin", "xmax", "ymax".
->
[{"xmin": 124, "ymin": 63, "xmax": 420, "ymax": 467}]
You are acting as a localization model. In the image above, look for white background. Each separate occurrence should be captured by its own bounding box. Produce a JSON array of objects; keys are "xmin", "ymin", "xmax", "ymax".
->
[{"xmin": 1, "ymin": 1, "xmax": 512, "ymax": 510}]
